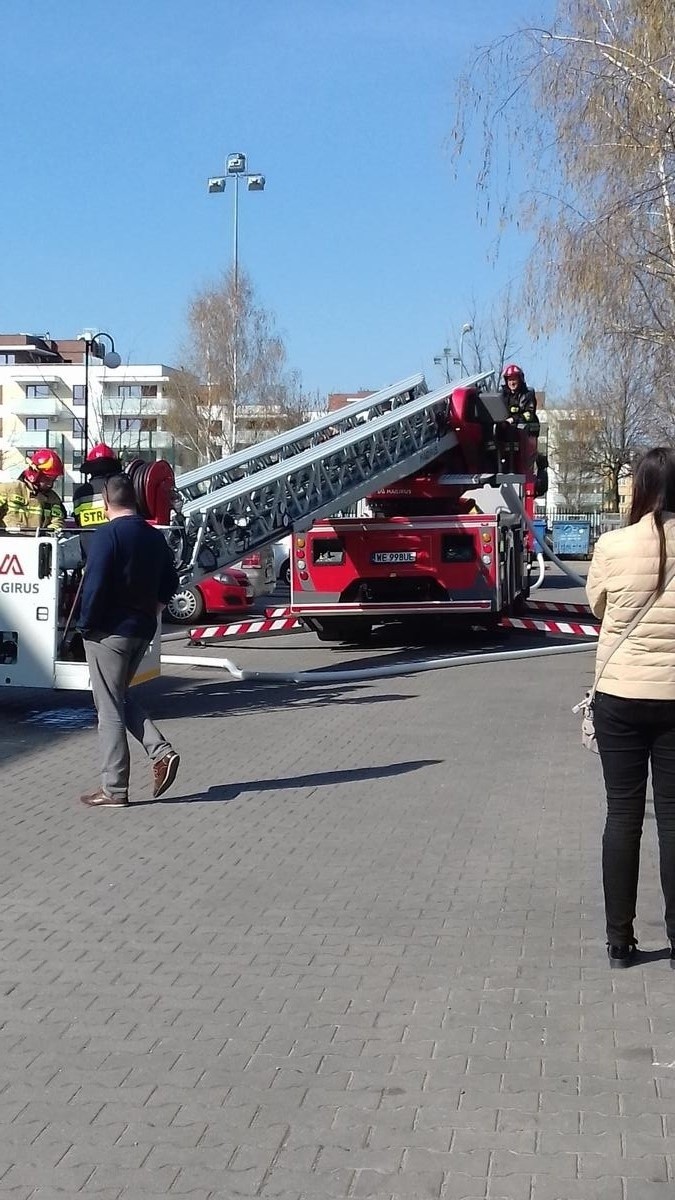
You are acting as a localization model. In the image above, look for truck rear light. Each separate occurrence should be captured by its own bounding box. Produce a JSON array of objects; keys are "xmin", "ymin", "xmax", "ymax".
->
[
  {"xmin": 481, "ymin": 532, "xmax": 493, "ymax": 543},
  {"xmin": 240, "ymin": 552, "xmax": 261, "ymax": 567},
  {"xmin": 481, "ymin": 553, "xmax": 492, "ymax": 564},
  {"xmin": 296, "ymin": 536, "xmax": 306, "ymax": 549},
  {"xmin": 299, "ymin": 571, "xmax": 309, "ymax": 581},
  {"xmin": 297, "ymin": 559, "xmax": 307, "ymax": 570}
]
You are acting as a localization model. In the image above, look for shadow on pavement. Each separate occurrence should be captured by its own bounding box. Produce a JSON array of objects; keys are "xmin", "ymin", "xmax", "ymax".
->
[
  {"xmin": 150, "ymin": 679, "xmax": 413, "ymax": 720},
  {"xmin": 132, "ymin": 758, "xmax": 442, "ymax": 806},
  {"xmin": 0, "ymin": 678, "xmax": 413, "ymax": 768}
]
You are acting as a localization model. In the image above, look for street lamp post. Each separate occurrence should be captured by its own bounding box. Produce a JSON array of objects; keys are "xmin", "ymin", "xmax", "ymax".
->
[
  {"xmin": 433, "ymin": 348, "xmax": 454, "ymax": 384},
  {"xmin": 207, "ymin": 152, "xmax": 266, "ymax": 451},
  {"xmin": 457, "ymin": 322, "xmax": 473, "ymax": 374},
  {"xmin": 78, "ymin": 332, "xmax": 121, "ymax": 463},
  {"xmin": 434, "ymin": 323, "xmax": 474, "ymax": 384}
]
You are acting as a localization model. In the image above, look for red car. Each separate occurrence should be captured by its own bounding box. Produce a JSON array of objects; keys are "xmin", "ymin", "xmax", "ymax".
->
[{"xmin": 167, "ymin": 567, "xmax": 254, "ymax": 625}]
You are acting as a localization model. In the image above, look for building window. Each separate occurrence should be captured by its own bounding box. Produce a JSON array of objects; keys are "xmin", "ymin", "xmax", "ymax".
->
[
  {"xmin": 116, "ymin": 384, "xmax": 158, "ymax": 401},
  {"xmin": 0, "ymin": 353, "xmax": 15, "ymax": 365},
  {"xmin": 72, "ymin": 384, "xmax": 85, "ymax": 404},
  {"xmin": 118, "ymin": 418, "xmax": 141, "ymax": 433},
  {"xmin": 71, "ymin": 418, "xmax": 84, "ymax": 436},
  {"xmin": 25, "ymin": 384, "xmax": 51, "ymax": 398},
  {"xmin": 25, "ymin": 417, "xmax": 49, "ymax": 432}
]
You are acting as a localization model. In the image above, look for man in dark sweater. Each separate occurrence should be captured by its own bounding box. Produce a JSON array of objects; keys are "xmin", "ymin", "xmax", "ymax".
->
[{"xmin": 77, "ymin": 473, "xmax": 180, "ymax": 807}]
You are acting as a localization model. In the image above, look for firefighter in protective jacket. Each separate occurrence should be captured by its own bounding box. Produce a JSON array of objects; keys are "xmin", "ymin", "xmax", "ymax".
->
[
  {"xmin": 500, "ymin": 364, "xmax": 540, "ymax": 435},
  {"xmin": 0, "ymin": 449, "xmax": 65, "ymax": 532},
  {"xmin": 72, "ymin": 443, "xmax": 122, "ymax": 527}
]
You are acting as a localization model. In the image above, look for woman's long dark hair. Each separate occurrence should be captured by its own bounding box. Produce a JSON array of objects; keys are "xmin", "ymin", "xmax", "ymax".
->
[{"xmin": 628, "ymin": 448, "xmax": 675, "ymax": 594}]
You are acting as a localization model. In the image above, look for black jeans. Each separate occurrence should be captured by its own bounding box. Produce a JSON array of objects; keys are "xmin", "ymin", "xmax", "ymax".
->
[{"xmin": 595, "ymin": 691, "xmax": 675, "ymax": 945}]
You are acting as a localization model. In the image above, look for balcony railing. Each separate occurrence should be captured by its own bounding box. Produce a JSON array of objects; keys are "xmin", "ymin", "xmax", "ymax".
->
[
  {"xmin": 101, "ymin": 397, "xmax": 167, "ymax": 416},
  {"xmin": 113, "ymin": 430, "xmax": 176, "ymax": 451},
  {"xmin": 9, "ymin": 397, "xmax": 65, "ymax": 417}
]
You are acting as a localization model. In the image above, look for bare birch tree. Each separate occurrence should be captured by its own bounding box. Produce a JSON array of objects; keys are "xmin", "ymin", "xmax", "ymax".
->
[
  {"xmin": 574, "ymin": 349, "xmax": 651, "ymax": 509},
  {"xmin": 461, "ymin": 286, "xmax": 523, "ymax": 377},
  {"xmin": 455, "ymin": 0, "xmax": 675, "ymax": 385},
  {"xmin": 547, "ymin": 346, "xmax": 649, "ymax": 509},
  {"xmin": 166, "ymin": 268, "xmax": 308, "ymax": 461}
]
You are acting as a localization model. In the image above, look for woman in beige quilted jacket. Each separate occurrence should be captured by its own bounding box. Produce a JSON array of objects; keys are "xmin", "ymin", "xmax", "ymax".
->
[{"xmin": 587, "ymin": 447, "xmax": 675, "ymax": 968}]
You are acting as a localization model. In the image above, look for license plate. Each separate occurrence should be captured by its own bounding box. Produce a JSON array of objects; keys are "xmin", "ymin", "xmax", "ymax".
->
[{"xmin": 371, "ymin": 551, "xmax": 417, "ymax": 564}]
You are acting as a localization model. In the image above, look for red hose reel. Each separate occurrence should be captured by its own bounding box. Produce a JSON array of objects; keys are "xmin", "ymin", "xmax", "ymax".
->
[{"xmin": 125, "ymin": 458, "xmax": 176, "ymax": 526}]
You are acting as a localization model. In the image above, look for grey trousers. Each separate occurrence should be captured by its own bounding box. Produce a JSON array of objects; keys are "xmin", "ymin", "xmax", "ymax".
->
[{"xmin": 84, "ymin": 633, "xmax": 172, "ymax": 799}]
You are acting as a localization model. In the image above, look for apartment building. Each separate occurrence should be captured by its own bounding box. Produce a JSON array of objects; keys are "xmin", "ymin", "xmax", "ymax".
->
[{"xmin": 0, "ymin": 333, "xmax": 188, "ymax": 500}]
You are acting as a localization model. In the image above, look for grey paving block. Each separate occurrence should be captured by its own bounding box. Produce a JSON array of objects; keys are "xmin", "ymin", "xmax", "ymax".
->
[
  {"xmin": 352, "ymin": 1170, "xmax": 444, "ymax": 1198},
  {"xmin": 532, "ymin": 1181, "xmax": 623, "ymax": 1200},
  {"xmin": 1, "ymin": 648, "xmax": 673, "ymax": 1198}
]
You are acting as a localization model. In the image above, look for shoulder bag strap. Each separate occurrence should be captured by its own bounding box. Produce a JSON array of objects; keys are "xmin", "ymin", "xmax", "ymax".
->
[{"xmin": 591, "ymin": 559, "xmax": 675, "ymax": 701}]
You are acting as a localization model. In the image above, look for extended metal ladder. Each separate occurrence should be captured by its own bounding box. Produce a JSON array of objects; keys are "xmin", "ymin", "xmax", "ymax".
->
[{"xmin": 172, "ymin": 370, "xmax": 496, "ymax": 579}]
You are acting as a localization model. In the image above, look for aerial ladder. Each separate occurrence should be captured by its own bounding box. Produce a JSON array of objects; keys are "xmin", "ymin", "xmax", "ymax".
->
[
  {"xmin": 0, "ymin": 369, "xmax": 501, "ymax": 691},
  {"xmin": 170, "ymin": 370, "xmax": 497, "ymax": 582}
]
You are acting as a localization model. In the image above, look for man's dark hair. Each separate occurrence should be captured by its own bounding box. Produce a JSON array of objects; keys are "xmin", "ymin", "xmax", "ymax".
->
[{"xmin": 102, "ymin": 473, "xmax": 138, "ymax": 511}]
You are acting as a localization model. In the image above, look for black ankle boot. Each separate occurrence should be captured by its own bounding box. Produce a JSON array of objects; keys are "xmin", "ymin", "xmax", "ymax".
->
[{"xmin": 607, "ymin": 942, "xmax": 637, "ymax": 968}]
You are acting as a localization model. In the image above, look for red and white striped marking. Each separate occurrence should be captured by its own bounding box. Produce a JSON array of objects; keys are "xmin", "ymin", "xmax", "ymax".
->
[
  {"xmin": 189, "ymin": 607, "xmax": 599, "ymax": 642},
  {"xmin": 190, "ymin": 616, "xmax": 301, "ymax": 641},
  {"xmin": 503, "ymin": 616, "xmax": 599, "ymax": 637},
  {"xmin": 526, "ymin": 599, "xmax": 592, "ymax": 615}
]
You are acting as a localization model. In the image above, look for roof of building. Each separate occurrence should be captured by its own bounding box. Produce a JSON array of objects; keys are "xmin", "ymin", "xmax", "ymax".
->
[{"xmin": 327, "ymin": 390, "xmax": 375, "ymax": 412}]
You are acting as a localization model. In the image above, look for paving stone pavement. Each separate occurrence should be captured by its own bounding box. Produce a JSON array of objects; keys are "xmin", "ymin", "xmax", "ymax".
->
[{"xmin": 1, "ymin": 643, "xmax": 675, "ymax": 1199}]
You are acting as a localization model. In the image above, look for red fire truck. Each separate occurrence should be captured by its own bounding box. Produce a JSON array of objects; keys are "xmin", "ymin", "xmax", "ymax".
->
[{"xmin": 290, "ymin": 385, "xmax": 544, "ymax": 642}]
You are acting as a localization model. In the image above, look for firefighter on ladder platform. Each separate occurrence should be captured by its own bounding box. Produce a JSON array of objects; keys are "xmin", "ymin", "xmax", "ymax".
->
[
  {"xmin": 500, "ymin": 364, "xmax": 540, "ymax": 436},
  {"xmin": 72, "ymin": 443, "xmax": 122, "ymax": 527},
  {"xmin": 0, "ymin": 449, "xmax": 65, "ymax": 533}
]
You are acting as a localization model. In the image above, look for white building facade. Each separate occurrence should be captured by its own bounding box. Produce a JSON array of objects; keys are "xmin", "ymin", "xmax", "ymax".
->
[{"xmin": 0, "ymin": 334, "xmax": 189, "ymax": 501}]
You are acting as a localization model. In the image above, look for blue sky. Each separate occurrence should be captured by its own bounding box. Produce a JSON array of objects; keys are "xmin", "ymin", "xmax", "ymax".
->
[{"xmin": 2, "ymin": 0, "xmax": 559, "ymax": 398}]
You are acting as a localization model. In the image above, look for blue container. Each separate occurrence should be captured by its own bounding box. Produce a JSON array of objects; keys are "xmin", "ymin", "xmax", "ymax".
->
[
  {"xmin": 532, "ymin": 519, "xmax": 548, "ymax": 553},
  {"xmin": 552, "ymin": 519, "xmax": 591, "ymax": 559}
]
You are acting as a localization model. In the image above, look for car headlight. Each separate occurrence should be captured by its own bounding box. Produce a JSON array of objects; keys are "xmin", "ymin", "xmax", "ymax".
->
[{"xmin": 213, "ymin": 572, "xmax": 235, "ymax": 585}]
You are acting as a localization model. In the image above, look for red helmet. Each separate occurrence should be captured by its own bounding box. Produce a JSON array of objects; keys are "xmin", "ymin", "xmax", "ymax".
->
[
  {"xmin": 503, "ymin": 363, "xmax": 524, "ymax": 381},
  {"xmin": 85, "ymin": 442, "xmax": 117, "ymax": 464},
  {"xmin": 25, "ymin": 448, "xmax": 64, "ymax": 482}
]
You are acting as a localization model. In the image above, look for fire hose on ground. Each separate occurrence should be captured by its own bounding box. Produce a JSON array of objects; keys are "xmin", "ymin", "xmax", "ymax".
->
[
  {"xmin": 502, "ymin": 482, "xmax": 587, "ymax": 588},
  {"xmin": 160, "ymin": 639, "xmax": 593, "ymax": 684},
  {"xmin": 160, "ymin": 493, "xmax": 594, "ymax": 683}
]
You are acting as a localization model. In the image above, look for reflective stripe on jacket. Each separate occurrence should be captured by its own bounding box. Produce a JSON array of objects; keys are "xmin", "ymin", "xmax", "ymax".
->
[
  {"xmin": 73, "ymin": 480, "xmax": 108, "ymax": 527},
  {"xmin": 0, "ymin": 481, "xmax": 64, "ymax": 532}
]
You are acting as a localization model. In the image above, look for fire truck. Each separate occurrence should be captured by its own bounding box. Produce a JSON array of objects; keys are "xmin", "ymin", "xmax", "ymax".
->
[
  {"xmin": 0, "ymin": 370, "xmax": 544, "ymax": 689},
  {"xmin": 289, "ymin": 382, "xmax": 544, "ymax": 643}
]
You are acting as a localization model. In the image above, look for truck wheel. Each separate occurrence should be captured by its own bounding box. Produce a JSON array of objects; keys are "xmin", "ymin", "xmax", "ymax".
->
[
  {"xmin": 345, "ymin": 619, "xmax": 372, "ymax": 645},
  {"xmin": 315, "ymin": 619, "xmax": 371, "ymax": 644},
  {"xmin": 315, "ymin": 619, "xmax": 350, "ymax": 642}
]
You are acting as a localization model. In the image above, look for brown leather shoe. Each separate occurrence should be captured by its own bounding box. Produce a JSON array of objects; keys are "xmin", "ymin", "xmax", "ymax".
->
[
  {"xmin": 80, "ymin": 790, "xmax": 129, "ymax": 808},
  {"xmin": 152, "ymin": 752, "xmax": 180, "ymax": 798}
]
